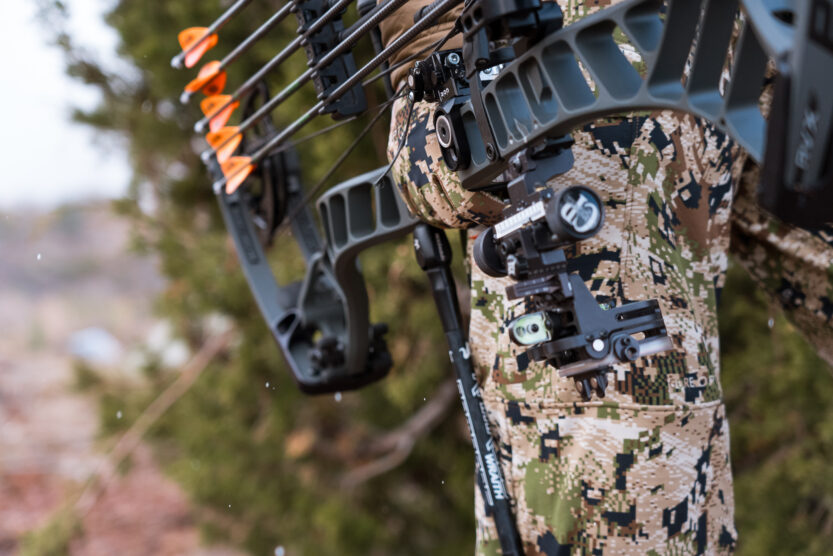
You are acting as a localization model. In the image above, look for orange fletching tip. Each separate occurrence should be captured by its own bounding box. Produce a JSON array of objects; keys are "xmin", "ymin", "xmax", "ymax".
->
[
  {"xmin": 200, "ymin": 95, "xmax": 240, "ymax": 130},
  {"xmin": 178, "ymin": 27, "xmax": 209, "ymax": 51},
  {"xmin": 200, "ymin": 95, "xmax": 228, "ymax": 117},
  {"xmin": 184, "ymin": 61, "xmax": 226, "ymax": 95},
  {"xmin": 202, "ymin": 70, "xmax": 226, "ymax": 96},
  {"xmin": 207, "ymin": 103, "xmax": 239, "ymax": 133},
  {"xmin": 221, "ymin": 156, "xmax": 254, "ymax": 194},
  {"xmin": 216, "ymin": 137, "xmax": 242, "ymax": 164},
  {"xmin": 184, "ymin": 37, "xmax": 217, "ymax": 68},
  {"xmin": 206, "ymin": 126, "xmax": 239, "ymax": 149}
]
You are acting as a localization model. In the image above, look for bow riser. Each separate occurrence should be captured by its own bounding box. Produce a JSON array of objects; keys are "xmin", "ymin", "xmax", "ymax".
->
[
  {"xmin": 443, "ymin": 0, "xmax": 832, "ymax": 228},
  {"xmin": 213, "ymin": 154, "xmax": 416, "ymax": 393}
]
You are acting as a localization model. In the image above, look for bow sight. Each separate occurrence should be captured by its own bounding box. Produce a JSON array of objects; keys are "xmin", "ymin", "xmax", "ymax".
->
[
  {"xmin": 172, "ymin": 0, "xmax": 833, "ymax": 553},
  {"xmin": 471, "ymin": 145, "xmax": 673, "ymax": 398}
]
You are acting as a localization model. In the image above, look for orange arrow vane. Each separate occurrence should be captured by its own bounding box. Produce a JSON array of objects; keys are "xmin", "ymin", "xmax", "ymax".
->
[
  {"xmin": 201, "ymin": 95, "xmax": 239, "ymax": 133},
  {"xmin": 220, "ymin": 156, "xmax": 255, "ymax": 194},
  {"xmin": 184, "ymin": 61, "xmax": 227, "ymax": 96},
  {"xmin": 206, "ymin": 127, "xmax": 242, "ymax": 163},
  {"xmin": 177, "ymin": 27, "xmax": 219, "ymax": 68}
]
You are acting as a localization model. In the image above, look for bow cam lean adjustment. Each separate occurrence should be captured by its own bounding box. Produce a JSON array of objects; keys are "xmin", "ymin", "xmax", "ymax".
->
[{"xmin": 408, "ymin": 49, "xmax": 475, "ymax": 171}]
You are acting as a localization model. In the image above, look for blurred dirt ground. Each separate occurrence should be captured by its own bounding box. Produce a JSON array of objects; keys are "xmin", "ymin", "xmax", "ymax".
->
[{"xmin": 0, "ymin": 204, "xmax": 240, "ymax": 555}]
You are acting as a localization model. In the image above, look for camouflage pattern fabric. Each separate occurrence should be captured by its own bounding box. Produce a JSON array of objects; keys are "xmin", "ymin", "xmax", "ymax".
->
[
  {"xmin": 387, "ymin": 97, "xmax": 505, "ymax": 228},
  {"xmin": 385, "ymin": 1, "xmax": 833, "ymax": 554}
]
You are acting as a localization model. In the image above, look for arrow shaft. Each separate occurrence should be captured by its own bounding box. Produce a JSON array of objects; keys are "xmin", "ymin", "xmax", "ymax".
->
[
  {"xmin": 195, "ymin": 0, "xmax": 356, "ymax": 132},
  {"xmin": 259, "ymin": 0, "xmax": 462, "ymax": 161},
  {"xmin": 203, "ymin": 0, "xmax": 413, "ymax": 150},
  {"xmin": 219, "ymin": 2, "xmax": 295, "ymax": 71},
  {"xmin": 172, "ymin": 0, "xmax": 255, "ymax": 67},
  {"xmin": 212, "ymin": 0, "xmax": 461, "ymax": 190}
]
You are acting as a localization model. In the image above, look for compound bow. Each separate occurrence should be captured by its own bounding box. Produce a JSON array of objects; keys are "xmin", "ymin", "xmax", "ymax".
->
[{"xmin": 172, "ymin": 0, "xmax": 833, "ymax": 552}]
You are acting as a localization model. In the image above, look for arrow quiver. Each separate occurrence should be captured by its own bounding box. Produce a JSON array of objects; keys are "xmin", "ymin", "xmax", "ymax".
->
[
  {"xmin": 295, "ymin": 0, "xmax": 367, "ymax": 118},
  {"xmin": 188, "ymin": 0, "xmax": 468, "ymax": 393}
]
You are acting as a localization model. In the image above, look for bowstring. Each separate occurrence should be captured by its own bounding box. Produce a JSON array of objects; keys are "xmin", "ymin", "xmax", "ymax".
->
[{"xmin": 373, "ymin": 94, "xmax": 413, "ymax": 187}]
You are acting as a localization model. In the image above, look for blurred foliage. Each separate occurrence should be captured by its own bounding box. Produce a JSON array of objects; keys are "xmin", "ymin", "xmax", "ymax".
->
[
  {"xmin": 720, "ymin": 265, "xmax": 833, "ymax": 555},
  {"xmin": 19, "ymin": 507, "xmax": 82, "ymax": 556},
  {"xmin": 37, "ymin": 0, "xmax": 473, "ymax": 553},
  {"xmin": 38, "ymin": 0, "xmax": 833, "ymax": 554}
]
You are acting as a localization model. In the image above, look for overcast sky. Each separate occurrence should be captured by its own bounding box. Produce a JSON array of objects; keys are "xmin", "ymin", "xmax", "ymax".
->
[{"xmin": 0, "ymin": 1, "xmax": 131, "ymax": 209}]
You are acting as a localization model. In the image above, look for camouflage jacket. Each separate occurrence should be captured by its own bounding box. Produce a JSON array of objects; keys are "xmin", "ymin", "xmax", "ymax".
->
[{"xmin": 385, "ymin": 1, "xmax": 833, "ymax": 554}]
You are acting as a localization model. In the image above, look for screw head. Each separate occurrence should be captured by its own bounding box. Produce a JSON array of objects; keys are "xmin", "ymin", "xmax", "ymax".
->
[
  {"xmin": 486, "ymin": 144, "xmax": 496, "ymax": 160},
  {"xmin": 591, "ymin": 339, "xmax": 605, "ymax": 352}
]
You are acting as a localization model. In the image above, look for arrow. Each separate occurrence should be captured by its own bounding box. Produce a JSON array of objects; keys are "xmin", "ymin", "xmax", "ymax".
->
[
  {"xmin": 206, "ymin": 127, "xmax": 242, "ymax": 163},
  {"xmin": 171, "ymin": 0, "xmax": 255, "ymax": 69},
  {"xmin": 180, "ymin": 2, "xmax": 296, "ymax": 105},
  {"xmin": 198, "ymin": 0, "xmax": 409, "ymax": 159},
  {"xmin": 193, "ymin": 0, "xmax": 357, "ymax": 134},
  {"xmin": 220, "ymin": 156, "xmax": 255, "ymax": 194},
  {"xmin": 200, "ymin": 95, "xmax": 240, "ymax": 133},
  {"xmin": 212, "ymin": 0, "xmax": 460, "ymax": 192}
]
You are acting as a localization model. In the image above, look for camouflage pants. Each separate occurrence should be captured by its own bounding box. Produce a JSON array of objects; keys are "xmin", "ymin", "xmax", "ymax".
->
[
  {"xmin": 389, "ymin": 89, "xmax": 833, "ymax": 552},
  {"xmin": 384, "ymin": 0, "xmax": 833, "ymax": 550},
  {"xmin": 388, "ymin": 94, "xmax": 743, "ymax": 554}
]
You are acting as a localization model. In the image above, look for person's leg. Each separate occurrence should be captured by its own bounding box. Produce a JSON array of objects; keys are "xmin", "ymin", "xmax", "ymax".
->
[{"xmin": 470, "ymin": 112, "xmax": 743, "ymax": 554}]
